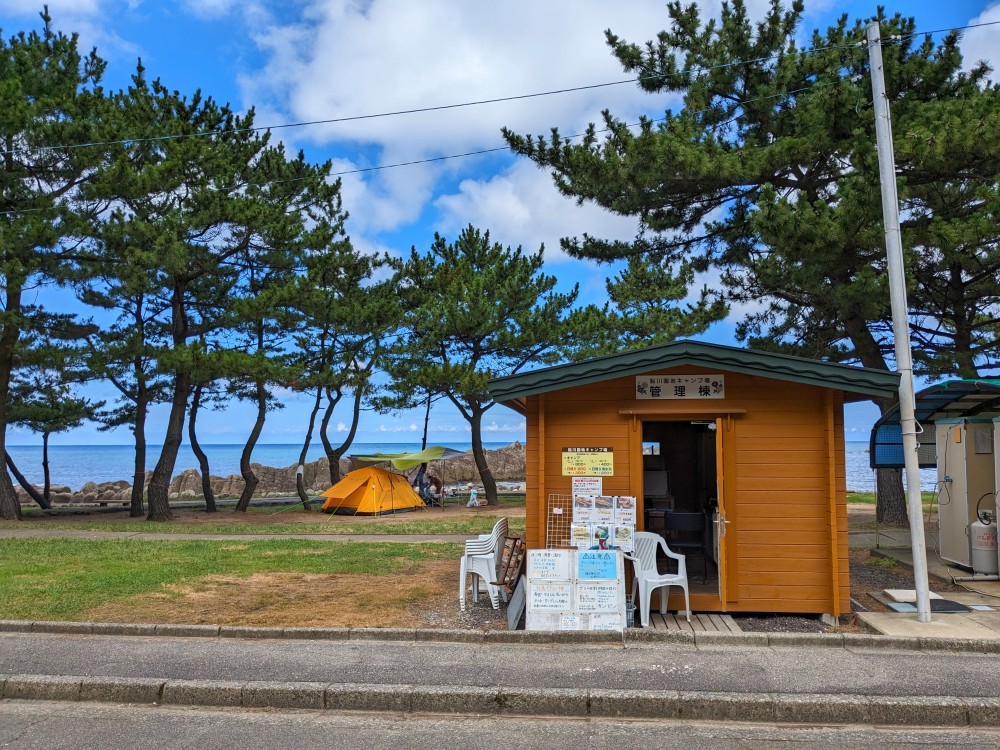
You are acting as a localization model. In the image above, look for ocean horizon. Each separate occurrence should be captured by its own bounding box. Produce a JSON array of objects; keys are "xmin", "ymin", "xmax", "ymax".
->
[
  {"xmin": 5, "ymin": 441, "xmax": 515, "ymax": 491},
  {"xmin": 5, "ymin": 440, "xmax": 936, "ymax": 493}
]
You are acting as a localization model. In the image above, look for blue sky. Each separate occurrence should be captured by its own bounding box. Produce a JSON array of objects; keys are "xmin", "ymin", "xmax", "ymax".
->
[{"xmin": 1, "ymin": 0, "xmax": 997, "ymax": 447}]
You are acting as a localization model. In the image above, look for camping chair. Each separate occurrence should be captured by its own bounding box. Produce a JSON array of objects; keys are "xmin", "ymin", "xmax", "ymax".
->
[
  {"xmin": 661, "ymin": 511, "xmax": 711, "ymax": 583},
  {"xmin": 459, "ymin": 517, "xmax": 508, "ymax": 611},
  {"xmin": 625, "ymin": 531, "xmax": 690, "ymax": 627}
]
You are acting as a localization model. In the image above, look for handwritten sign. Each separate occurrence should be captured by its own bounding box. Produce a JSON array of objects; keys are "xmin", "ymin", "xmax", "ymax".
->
[
  {"xmin": 591, "ymin": 613, "xmax": 625, "ymax": 631},
  {"xmin": 525, "ymin": 549, "xmax": 626, "ymax": 633},
  {"xmin": 577, "ymin": 583, "xmax": 620, "ymax": 613},
  {"xmin": 562, "ymin": 448, "xmax": 614, "ymax": 476},
  {"xmin": 526, "ymin": 548, "xmax": 571, "ymax": 580},
  {"xmin": 578, "ymin": 551, "xmax": 618, "ymax": 580},
  {"xmin": 560, "ymin": 614, "xmax": 583, "ymax": 630},
  {"xmin": 636, "ymin": 374, "xmax": 725, "ymax": 400},
  {"xmin": 528, "ymin": 582, "xmax": 573, "ymax": 611}
]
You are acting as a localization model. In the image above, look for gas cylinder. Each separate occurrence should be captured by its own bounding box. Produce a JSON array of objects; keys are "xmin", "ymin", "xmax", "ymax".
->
[{"xmin": 970, "ymin": 516, "xmax": 999, "ymax": 576}]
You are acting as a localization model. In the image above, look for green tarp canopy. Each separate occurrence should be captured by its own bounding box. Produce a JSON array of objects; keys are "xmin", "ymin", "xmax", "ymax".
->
[{"xmin": 348, "ymin": 446, "xmax": 466, "ymax": 470}]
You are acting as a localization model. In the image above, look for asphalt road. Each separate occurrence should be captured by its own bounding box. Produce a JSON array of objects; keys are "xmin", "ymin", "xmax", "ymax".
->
[
  {"xmin": 1, "ymin": 701, "xmax": 998, "ymax": 750},
  {"xmin": 2, "ymin": 632, "xmax": 999, "ymax": 699}
]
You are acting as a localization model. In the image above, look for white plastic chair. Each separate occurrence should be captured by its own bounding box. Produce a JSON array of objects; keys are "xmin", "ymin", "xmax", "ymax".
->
[
  {"xmin": 459, "ymin": 517, "xmax": 508, "ymax": 611},
  {"xmin": 625, "ymin": 531, "xmax": 690, "ymax": 627}
]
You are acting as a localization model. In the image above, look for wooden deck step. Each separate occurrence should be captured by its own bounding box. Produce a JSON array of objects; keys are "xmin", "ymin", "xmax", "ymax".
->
[{"xmin": 646, "ymin": 613, "xmax": 742, "ymax": 633}]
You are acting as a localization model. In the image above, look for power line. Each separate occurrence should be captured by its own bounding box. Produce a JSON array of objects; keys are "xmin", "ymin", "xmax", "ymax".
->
[
  {"xmin": 3, "ymin": 40, "xmax": 864, "ymax": 158},
  {"xmin": 0, "ymin": 18, "xmax": 993, "ymax": 213},
  {"xmin": 0, "ymin": 80, "xmax": 836, "ymax": 215},
  {"xmin": 2, "ymin": 17, "xmax": 990, "ymax": 159}
]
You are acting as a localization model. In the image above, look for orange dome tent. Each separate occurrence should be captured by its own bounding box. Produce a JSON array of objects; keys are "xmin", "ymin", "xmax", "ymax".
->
[{"xmin": 320, "ymin": 467, "xmax": 426, "ymax": 515}]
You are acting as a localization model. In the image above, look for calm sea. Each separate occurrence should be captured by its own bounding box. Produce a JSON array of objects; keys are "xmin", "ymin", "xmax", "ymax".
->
[
  {"xmin": 5, "ymin": 440, "xmax": 934, "ymax": 492},
  {"xmin": 5, "ymin": 442, "xmax": 513, "ymax": 490}
]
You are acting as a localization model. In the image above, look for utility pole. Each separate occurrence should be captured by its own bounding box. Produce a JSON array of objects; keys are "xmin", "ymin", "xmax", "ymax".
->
[{"xmin": 866, "ymin": 20, "xmax": 932, "ymax": 623}]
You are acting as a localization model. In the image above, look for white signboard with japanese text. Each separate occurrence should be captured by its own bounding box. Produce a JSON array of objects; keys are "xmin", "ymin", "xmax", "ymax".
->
[
  {"xmin": 526, "ymin": 548, "xmax": 572, "ymax": 580},
  {"xmin": 572, "ymin": 476, "xmax": 603, "ymax": 497},
  {"xmin": 525, "ymin": 548, "xmax": 626, "ymax": 632},
  {"xmin": 636, "ymin": 374, "xmax": 725, "ymax": 400}
]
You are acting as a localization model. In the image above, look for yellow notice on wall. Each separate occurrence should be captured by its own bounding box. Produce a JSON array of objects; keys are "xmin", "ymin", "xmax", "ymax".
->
[{"xmin": 561, "ymin": 447, "xmax": 614, "ymax": 476}]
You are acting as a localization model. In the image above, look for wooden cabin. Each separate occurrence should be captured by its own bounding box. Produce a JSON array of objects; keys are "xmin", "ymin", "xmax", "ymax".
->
[{"xmin": 488, "ymin": 340, "xmax": 900, "ymax": 620}]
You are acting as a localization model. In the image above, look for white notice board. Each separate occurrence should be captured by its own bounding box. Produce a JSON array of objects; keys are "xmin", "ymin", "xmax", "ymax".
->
[{"xmin": 525, "ymin": 548, "xmax": 626, "ymax": 632}]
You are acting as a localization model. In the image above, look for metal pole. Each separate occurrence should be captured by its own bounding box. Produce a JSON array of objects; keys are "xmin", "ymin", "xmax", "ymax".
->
[{"xmin": 867, "ymin": 20, "xmax": 931, "ymax": 623}]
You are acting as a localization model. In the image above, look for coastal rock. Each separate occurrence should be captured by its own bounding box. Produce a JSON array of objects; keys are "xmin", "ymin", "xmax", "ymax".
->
[{"xmin": 16, "ymin": 443, "xmax": 527, "ymax": 505}]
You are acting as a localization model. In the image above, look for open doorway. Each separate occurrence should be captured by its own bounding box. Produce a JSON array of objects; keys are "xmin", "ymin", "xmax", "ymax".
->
[{"xmin": 642, "ymin": 420, "xmax": 720, "ymax": 597}]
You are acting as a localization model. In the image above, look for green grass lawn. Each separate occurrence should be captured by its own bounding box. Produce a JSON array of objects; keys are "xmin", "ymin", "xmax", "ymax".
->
[
  {"xmin": 847, "ymin": 491, "xmax": 937, "ymax": 511},
  {"xmin": 4, "ymin": 514, "xmax": 526, "ymax": 536},
  {"xmin": 0, "ymin": 537, "xmax": 463, "ymax": 621}
]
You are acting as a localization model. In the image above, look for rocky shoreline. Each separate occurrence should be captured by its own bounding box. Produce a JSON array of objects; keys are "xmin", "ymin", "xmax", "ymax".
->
[{"xmin": 15, "ymin": 443, "xmax": 527, "ymax": 505}]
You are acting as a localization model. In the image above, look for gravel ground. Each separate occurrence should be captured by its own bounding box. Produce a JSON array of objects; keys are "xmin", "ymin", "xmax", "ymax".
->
[{"xmin": 733, "ymin": 547, "xmax": 972, "ymax": 633}]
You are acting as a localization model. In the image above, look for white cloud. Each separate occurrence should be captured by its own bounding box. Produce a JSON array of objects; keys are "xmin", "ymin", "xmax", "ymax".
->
[
  {"xmin": 377, "ymin": 422, "xmax": 419, "ymax": 433},
  {"xmin": 0, "ymin": 0, "xmax": 139, "ymax": 63},
  {"xmin": 960, "ymin": 3, "xmax": 999, "ymax": 73},
  {"xmin": 181, "ymin": 0, "xmax": 239, "ymax": 19},
  {"xmin": 238, "ymin": 1, "xmax": 704, "ymax": 236},
  {"xmin": 482, "ymin": 420, "xmax": 526, "ymax": 433},
  {"xmin": 433, "ymin": 159, "xmax": 638, "ymax": 263}
]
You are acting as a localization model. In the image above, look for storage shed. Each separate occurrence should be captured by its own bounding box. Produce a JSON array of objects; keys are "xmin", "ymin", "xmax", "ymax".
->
[{"xmin": 488, "ymin": 340, "xmax": 900, "ymax": 619}]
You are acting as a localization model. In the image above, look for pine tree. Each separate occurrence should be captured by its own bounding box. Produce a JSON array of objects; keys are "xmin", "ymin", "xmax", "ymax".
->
[
  {"xmin": 0, "ymin": 12, "xmax": 108, "ymax": 520},
  {"xmin": 390, "ymin": 226, "xmax": 579, "ymax": 505},
  {"xmin": 504, "ymin": 1, "xmax": 1000, "ymax": 524}
]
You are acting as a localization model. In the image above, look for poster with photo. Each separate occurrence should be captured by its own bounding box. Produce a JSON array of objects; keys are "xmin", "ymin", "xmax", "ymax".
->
[
  {"xmin": 590, "ymin": 524, "xmax": 612, "ymax": 551},
  {"xmin": 572, "ymin": 494, "xmax": 595, "ymax": 524},
  {"xmin": 614, "ymin": 496, "xmax": 637, "ymax": 526},
  {"xmin": 593, "ymin": 495, "xmax": 615, "ymax": 524},
  {"xmin": 613, "ymin": 524, "xmax": 634, "ymax": 552},
  {"xmin": 570, "ymin": 524, "xmax": 592, "ymax": 550}
]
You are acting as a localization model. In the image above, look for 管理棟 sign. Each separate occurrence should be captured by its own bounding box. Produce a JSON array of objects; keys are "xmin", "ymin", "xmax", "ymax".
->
[{"xmin": 635, "ymin": 374, "xmax": 725, "ymax": 400}]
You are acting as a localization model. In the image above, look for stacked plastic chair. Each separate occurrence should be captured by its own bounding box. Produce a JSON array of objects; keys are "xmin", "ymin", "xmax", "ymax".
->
[{"xmin": 459, "ymin": 517, "xmax": 508, "ymax": 612}]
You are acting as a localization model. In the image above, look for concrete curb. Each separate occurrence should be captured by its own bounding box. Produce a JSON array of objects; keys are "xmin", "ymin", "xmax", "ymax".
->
[
  {"xmin": 3, "ymin": 674, "xmax": 999, "ymax": 726},
  {"xmin": 3, "ymin": 619, "xmax": 1000, "ymax": 653}
]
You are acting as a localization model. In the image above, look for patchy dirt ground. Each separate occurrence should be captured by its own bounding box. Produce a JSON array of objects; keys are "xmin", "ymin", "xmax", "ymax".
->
[
  {"xmin": 12, "ymin": 502, "xmax": 958, "ymax": 633},
  {"xmin": 81, "ymin": 561, "xmax": 507, "ymax": 631}
]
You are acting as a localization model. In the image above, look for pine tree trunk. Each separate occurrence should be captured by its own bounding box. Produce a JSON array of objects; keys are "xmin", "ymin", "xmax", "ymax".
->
[
  {"xmin": 876, "ymin": 467, "xmax": 909, "ymax": 527},
  {"xmin": 5, "ymin": 454, "xmax": 49, "ymax": 509},
  {"xmin": 0, "ymin": 469, "xmax": 20, "ymax": 521},
  {"xmin": 319, "ymin": 387, "xmax": 342, "ymax": 485},
  {"xmin": 41, "ymin": 432, "xmax": 51, "ymax": 505},
  {"xmin": 234, "ymin": 380, "xmax": 266, "ymax": 513},
  {"xmin": 296, "ymin": 387, "xmax": 323, "ymax": 509},
  {"xmin": 188, "ymin": 384, "xmax": 217, "ymax": 513},
  {"xmin": 147, "ymin": 372, "xmax": 188, "ymax": 521},
  {"xmin": 0, "ymin": 285, "xmax": 23, "ymax": 521},
  {"xmin": 470, "ymin": 412, "xmax": 497, "ymax": 505},
  {"xmin": 129, "ymin": 383, "xmax": 148, "ymax": 517}
]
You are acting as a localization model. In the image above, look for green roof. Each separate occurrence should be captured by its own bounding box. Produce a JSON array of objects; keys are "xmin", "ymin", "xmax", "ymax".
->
[{"xmin": 488, "ymin": 340, "xmax": 901, "ymax": 402}]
